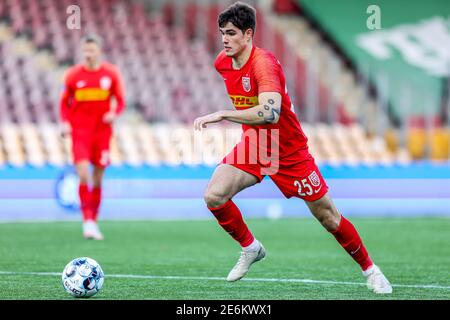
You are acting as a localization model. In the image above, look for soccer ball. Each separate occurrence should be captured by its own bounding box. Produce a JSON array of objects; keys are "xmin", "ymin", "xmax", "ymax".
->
[{"xmin": 62, "ymin": 257, "xmax": 104, "ymax": 298}]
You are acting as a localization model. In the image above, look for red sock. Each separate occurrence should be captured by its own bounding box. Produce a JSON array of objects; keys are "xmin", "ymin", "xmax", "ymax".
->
[
  {"xmin": 209, "ymin": 200, "xmax": 255, "ymax": 247},
  {"xmin": 91, "ymin": 186, "xmax": 102, "ymax": 221},
  {"xmin": 330, "ymin": 215, "xmax": 373, "ymax": 271},
  {"xmin": 79, "ymin": 184, "xmax": 93, "ymax": 222}
]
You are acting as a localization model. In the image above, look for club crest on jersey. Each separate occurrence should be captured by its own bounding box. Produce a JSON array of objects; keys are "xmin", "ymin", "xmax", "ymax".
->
[
  {"xmin": 308, "ymin": 171, "xmax": 321, "ymax": 187},
  {"xmin": 242, "ymin": 76, "xmax": 251, "ymax": 92},
  {"xmin": 100, "ymin": 76, "xmax": 112, "ymax": 90}
]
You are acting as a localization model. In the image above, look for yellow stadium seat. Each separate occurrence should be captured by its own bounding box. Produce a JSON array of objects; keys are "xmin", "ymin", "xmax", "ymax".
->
[
  {"xmin": 430, "ymin": 128, "xmax": 450, "ymax": 161},
  {"xmin": 0, "ymin": 138, "xmax": 5, "ymax": 166},
  {"xmin": 407, "ymin": 128, "xmax": 427, "ymax": 160},
  {"xmin": 384, "ymin": 128, "xmax": 399, "ymax": 153},
  {"xmin": 110, "ymin": 136, "xmax": 123, "ymax": 165}
]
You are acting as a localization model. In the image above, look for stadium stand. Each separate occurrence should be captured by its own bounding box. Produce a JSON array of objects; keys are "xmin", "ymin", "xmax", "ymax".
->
[
  {"xmin": 0, "ymin": 0, "xmax": 424, "ymax": 168},
  {"xmin": 287, "ymin": 0, "xmax": 450, "ymax": 162}
]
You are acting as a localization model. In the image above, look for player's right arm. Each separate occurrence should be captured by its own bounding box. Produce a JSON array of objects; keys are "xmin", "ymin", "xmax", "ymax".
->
[
  {"xmin": 219, "ymin": 92, "xmax": 281, "ymax": 125},
  {"xmin": 59, "ymin": 69, "xmax": 73, "ymax": 136},
  {"xmin": 195, "ymin": 49, "xmax": 284, "ymax": 130}
]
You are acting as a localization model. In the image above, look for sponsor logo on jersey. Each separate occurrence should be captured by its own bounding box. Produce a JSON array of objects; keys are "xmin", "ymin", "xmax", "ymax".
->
[
  {"xmin": 100, "ymin": 76, "xmax": 112, "ymax": 90},
  {"xmin": 242, "ymin": 76, "xmax": 251, "ymax": 92},
  {"xmin": 229, "ymin": 95, "xmax": 258, "ymax": 108},
  {"xmin": 308, "ymin": 171, "xmax": 321, "ymax": 187},
  {"xmin": 75, "ymin": 88, "xmax": 110, "ymax": 101}
]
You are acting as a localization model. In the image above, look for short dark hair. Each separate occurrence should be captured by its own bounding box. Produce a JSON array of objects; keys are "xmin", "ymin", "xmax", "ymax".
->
[
  {"xmin": 218, "ymin": 2, "xmax": 256, "ymax": 36},
  {"xmin": 81, "ymin": 34, "xmax": 103, "ymax": 47}
]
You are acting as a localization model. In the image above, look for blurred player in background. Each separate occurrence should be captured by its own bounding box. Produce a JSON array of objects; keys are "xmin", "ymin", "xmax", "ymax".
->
[
  {"xmin": 60, "ymin": 34, "xmax": 125, "ymax": 240},
  {"xmin": 194, "ymin": 2, "xmax": 392, "ymax": 294}
]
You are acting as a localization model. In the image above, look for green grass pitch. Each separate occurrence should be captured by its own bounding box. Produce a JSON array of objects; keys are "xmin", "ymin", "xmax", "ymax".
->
[{"xmin": 0, "ymin": 217, "xmax": 449, "ymax": 300}]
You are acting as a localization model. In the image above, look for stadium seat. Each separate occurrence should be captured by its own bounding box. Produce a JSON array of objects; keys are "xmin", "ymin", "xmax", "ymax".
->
[
  {"xmin": 0, "ymin": 136, "xmax": 5, "ymax": 166},
  {"xmin": 407, "ymin": 127, "xmax": 427, "ymax": 160},
  {"xmin": 430, "ymin": 127, "xmax": 450, "ymax": 161},
  {"xmin": 109, "ymin": 135, "xmax": 123, "ymax": 166},
  {"xmin": 0, "ymin": 0, "xmax": 435, "ymax": 166},
  {"xmin": 1, "ymin": 123, "xmax": 26, "ymax": 166}
]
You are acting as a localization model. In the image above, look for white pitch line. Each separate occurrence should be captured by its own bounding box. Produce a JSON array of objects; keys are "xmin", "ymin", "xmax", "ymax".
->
[{"xmin": 1, "ymin": 271, "xmax": 450, "ymax": 290}]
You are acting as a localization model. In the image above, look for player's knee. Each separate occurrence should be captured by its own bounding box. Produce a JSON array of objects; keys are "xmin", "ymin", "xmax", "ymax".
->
[
  {"xmin": 92, "ymin": 175, "xmax": 103, "ymax": 188},
  {"xmin": 78, "ymin": 173, "xmax": 89, "ymax": 185},
  {"xmin": 76, "ymin": 165, "xmax": 90, "ymax": 184},
  {"xmin": 204, "ymin": 189, "xmax": 228, "ymax": 209}
]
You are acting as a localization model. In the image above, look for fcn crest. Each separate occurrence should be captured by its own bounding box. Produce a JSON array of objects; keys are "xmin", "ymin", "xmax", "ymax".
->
[
  {"xmin": 308, "ymin": 171, "xmax": 321, "ymax": 187},
  {"xmin": 242, "ymin": 76, "xmax": 251, "ymax": 92},
  {"xmin": 100, "ymin": 76, "xmax": 112, "ymax": 90}
]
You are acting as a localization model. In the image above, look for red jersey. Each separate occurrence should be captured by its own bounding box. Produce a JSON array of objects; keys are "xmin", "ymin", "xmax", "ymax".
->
[
  {"xmin": 215, "ymin": 46, "xmax": 309, "ymax": 166},
  {"xmin": 59, "ymin": 62, "xmax": 125, "ymax": 132}
]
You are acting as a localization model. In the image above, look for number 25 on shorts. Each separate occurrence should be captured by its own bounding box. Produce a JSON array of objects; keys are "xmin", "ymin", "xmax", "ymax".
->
[{"xmin": 294, "ymin": 174, "xmax": 322, "ymax": 197}]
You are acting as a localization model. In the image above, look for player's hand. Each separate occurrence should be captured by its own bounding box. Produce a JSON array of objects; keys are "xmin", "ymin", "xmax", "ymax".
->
[
  {"xmin": 103, "ymin": 111, "xmax": 117, "ymax": 124},
  {"xmin": 60, "ymin": 122, "xmax": 71, "ymax": 137},
  {"xmin": 194, "ymin": 111, "xmax": 225, "ymax": 131}
]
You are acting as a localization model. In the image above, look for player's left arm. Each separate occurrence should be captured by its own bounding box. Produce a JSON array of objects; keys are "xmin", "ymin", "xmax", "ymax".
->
[{"xmin": 103, "ymin": 67, "xmax": 126, "ymax": 123}]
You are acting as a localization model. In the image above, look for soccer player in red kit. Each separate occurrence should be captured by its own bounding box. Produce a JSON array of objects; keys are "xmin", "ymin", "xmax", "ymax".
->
[
  {"xmin": 60, "ymin": 35, "xmax": 125, "ymax": 240},
  {"xmin": 194, "ymin": 2, "xmax": 392, "ymax": 294}
]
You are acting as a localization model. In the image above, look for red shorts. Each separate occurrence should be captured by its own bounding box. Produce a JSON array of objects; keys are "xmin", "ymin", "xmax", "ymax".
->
[
  {"xmin": 71, "ymin": 129, "xmax": 112, "ymax": 167},
  {"xmin": 222, "ymin": 147, "xmax": 328, "ymax": 202}
]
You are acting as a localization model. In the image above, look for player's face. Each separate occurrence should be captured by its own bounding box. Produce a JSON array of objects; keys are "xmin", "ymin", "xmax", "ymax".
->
[
  {"xmin": 82, "ymin": 42, "xmax": 101, "ymax": 65},
  {"xmin": 220, "ymin": 22, "xmax": 252, "ymax": 57}
]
